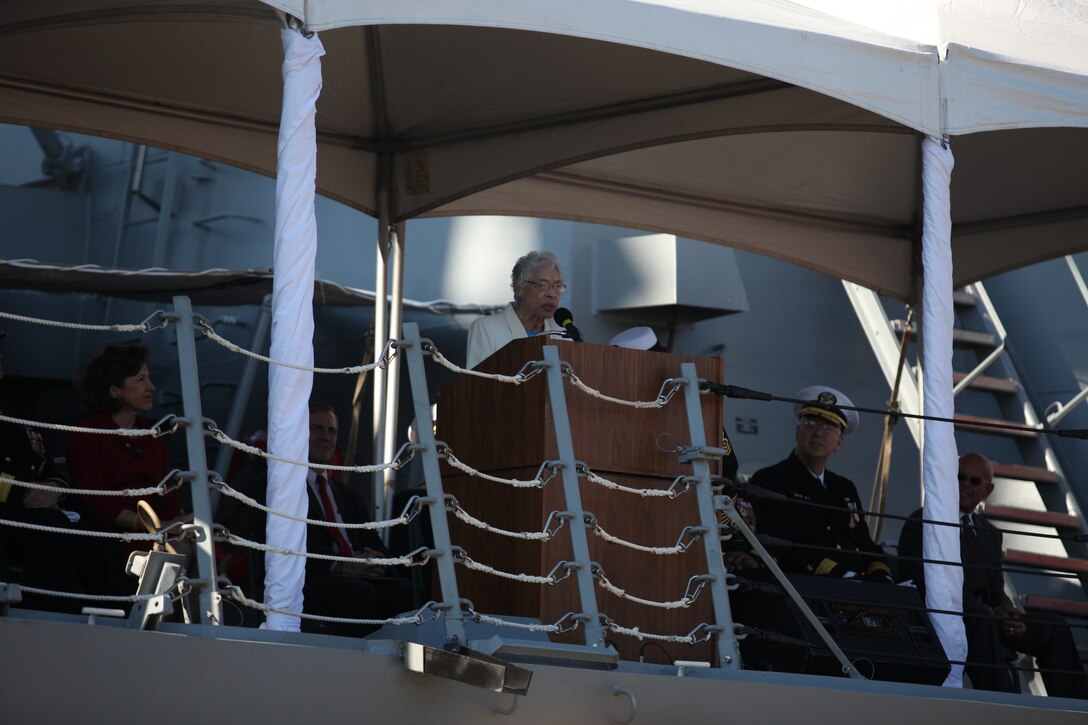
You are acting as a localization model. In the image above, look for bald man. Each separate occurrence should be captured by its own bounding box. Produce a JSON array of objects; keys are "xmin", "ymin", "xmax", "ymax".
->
[{"xmin": 898, "ymin": 452, "xmax": 1087, "ymax": 698}]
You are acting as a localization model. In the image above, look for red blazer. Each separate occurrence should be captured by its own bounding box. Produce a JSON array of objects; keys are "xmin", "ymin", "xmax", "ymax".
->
[{"xmin": 66, "ymin": 412, "xmax": 181, "ymax": 533}]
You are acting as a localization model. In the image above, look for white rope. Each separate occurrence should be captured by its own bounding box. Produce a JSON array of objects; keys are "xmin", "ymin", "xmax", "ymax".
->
[
  {"xmin": 222, "ymin": 532, "xmax": 414, "ymax": 566},
  {"xmin": 224, "ymin": 588, "xmax": 429, "ymax": 627},
  {"xmin": 0, "ymin": 475, "xmax": 168, "ymax": 498},
  {"xmin": 443, "ymin": 450, "xmax": 549, "ymax": 488},
  {"xmin": 581, "ymin": 469, "xmax": 674, "ymax": 498},
  {"xmin": 15, "ymin": 585, "xmax": 163, "ymax": 603},
  {"xmin": 565, "ymin": 371, "xmax": 681, "ymax": 409},
  {"xmin": 200, "ymin": 324, "xmax": 390, "ymax": 375},
  {"xmin": 471, "ymin": 612, "xmax": 562, "ymax": 633},
  {"xmin": 0, "ymin": 516, "xmax": 162, "ymax": 542},
  {"xmin": 0, "ymin": 412, "xmax": 166, "ymax": 438},
  {"xmin": 450, "ymin": 502, "xmax": 555, "ymax": 541},
  {"xmin": 210, "ymin": 427, "xmax": 403, "ymax": 473},
  {"xmin": 595, "ymin": 572, "xmax": 692, "ymax": 610},
  {"xmin": 591, "ymin": 522, "xmax": 686, "ymax": 555},
  {"xmin": 457, "ymin": 555, "xmax": 558, "ymax": 585},
  {"xmin": 0, "ymin": 308, "xmax": 156, "ymax": 333},
  {"xmin": 426, "ymin": 345, "xmax": 539, "ymax": 384},
  {"xmin": 215, "ymin": 479, "xmax": 409, "ymax": 530},
  {"xmin": 606, "ymin": 621, "xmax": 702, "ymax": 644}
]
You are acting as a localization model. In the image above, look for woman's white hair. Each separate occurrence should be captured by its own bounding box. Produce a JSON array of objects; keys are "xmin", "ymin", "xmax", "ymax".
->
[{"xmin": 510, "ymin": 250, "xmax": 562, "ymax": 292}]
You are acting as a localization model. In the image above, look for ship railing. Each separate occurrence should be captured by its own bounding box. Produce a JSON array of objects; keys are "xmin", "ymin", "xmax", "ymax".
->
[{"xmin": 2, "ymin": 303, "xmax": 1086, "ymax": 694}]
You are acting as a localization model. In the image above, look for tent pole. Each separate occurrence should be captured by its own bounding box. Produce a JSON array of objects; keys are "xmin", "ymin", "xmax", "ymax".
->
[
  {"xmin": 918, "ymin": 136, "xmax": 964, "ymax": 687},
  {"xmin": 371, "ymin": 188, "xmax": 391, "ymax": 523},
  {"xmin": 212, "ymin": 295, "xmax": 272, "ymax": 482},
  {"xmin": 380, "ymin": 221, "xmax": 406, "ymax": 534}
]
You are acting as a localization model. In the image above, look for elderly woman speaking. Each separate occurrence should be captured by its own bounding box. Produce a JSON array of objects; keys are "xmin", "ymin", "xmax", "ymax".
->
[{"xmin": 465, "ymin": 251, "xmax": 569, "ymax": 368}]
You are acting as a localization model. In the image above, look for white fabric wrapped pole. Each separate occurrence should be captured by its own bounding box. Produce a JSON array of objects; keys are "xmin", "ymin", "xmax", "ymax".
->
[
  {"xmin": 261, "ymin": 26, "xmax": 325, "ymax": 632},
  {"xmin": 919, "ymin": 135, "xmax": 965, "ymax": 686}
]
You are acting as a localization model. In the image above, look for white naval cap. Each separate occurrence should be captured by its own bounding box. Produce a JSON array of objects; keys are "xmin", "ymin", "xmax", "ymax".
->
[
  {"xmin": 609, "ymin": 326, "xmax": 659, "ymax": 351},
  {"xmin": 794, "ymin": 385, "xmax": 859, "ymax": 434}
]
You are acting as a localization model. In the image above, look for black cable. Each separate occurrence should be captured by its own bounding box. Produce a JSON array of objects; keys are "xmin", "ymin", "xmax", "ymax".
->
[
  {"xmin": 700, "ymin": 381, "xmax": 1088, "ymax": 441},
  {"xmin": 637, "ymin": 640, "xmax": 674, "ymax": 664},
  {"xmin": 728, "ymin": 574, "xmax": 1088, "ymax": 632},
  {"xmin": 738, "ymin": 623, "xmax": 1087, "ymax": 680},
  {"xmin": 717, "ymin": 479, "xmax": 1088, "ymax": 545},
  {"xmin": 734, "ymin": 625, "xmax": 811, "ymax": 649},
  {"xmin": 746, "ymin": 535, "xmax": 1083, "ymax": 583}
]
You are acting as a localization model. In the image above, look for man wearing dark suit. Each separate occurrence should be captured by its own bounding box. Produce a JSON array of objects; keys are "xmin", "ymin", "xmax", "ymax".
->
[
  {"xmin": 302, "ymin": 401, "xmax": 414, "ymax": 635},
  {"xmin": 218, "ymin": 401, "xmax": 414, "ymax": 636},
  {"xmin": 898, "ymin": 452, "xmax": 1087, "ymax": 698}
]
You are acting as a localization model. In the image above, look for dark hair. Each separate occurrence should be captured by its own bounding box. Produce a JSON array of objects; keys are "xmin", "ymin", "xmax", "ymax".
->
[
  {"xmin": 77, "ymin": 343, "xmax": 151, "ymax": 414},
  {"xmin": 308, "ymin": 400, "xmax": 336, "ymax": 417}
]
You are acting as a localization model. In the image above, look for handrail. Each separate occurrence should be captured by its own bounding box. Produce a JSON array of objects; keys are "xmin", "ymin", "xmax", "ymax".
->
[
  {"xmin": 1042, "ymin": 256, "xmax": 1088, "ymax": 427},
  {"xmin": 951, "ymin": 283, "xmax": 1008, "ymax": 398}
]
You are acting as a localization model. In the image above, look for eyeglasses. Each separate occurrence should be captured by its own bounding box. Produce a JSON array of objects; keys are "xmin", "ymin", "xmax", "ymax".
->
[
  {"xmin": 524, "ymin": 279, "xmax": 567, "ymax": 294},
  {"xmin": 798, "ymin": 417, "xmax": 841, "ymax": 434},
  {"xmin": 957, "ymin": 472, "xmax": 990, "ymax": 487}
]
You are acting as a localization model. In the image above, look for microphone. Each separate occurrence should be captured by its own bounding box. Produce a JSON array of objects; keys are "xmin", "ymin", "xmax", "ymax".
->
[{"xmin": 553, "ymin": 307, "xmax": 583, "ymax": 342}]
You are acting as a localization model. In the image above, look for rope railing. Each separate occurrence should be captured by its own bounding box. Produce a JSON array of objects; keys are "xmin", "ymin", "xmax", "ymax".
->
[
  {"xmin": 579, "ymin": 466, "xmax": 695, "ymax": 499},
  {"xmin": 213, "ymin": 475, "xmax": 422, "ymax": 531},
  {"xmin": 603, "ymin": 617, "xmax": 716, "ymax": 645},
  {"xmin": 454, "ymin": 548, "xmax": 573, "ymax": 586},
  {"xmin": 221, "ymin": 584, "xmax": 441, "ymax": 627},
  {"xmin": 218, "ymin": 531, "xmax": 428, "ymax": 568},
  {"xmin": 0, "ymin": 468, "xmax": 182, "ymax": 498},
  {"xmin": 0, "ymin": 308, "xmax": 168, "ymax": 334},
  {"xmin": 14, "ymin": 584, "xmax": 172, "ymax": 604},
  {"xmin": 448, "ymin": 497, "xmax": 566, "ymax": 541},
  {"xmin": 0, "ymin": 411, "xmax": 181, "ymax": 438},
  {"xmin": 593, "ymin": 566, "xmax": 707, "ymax": 610},
  {"xmin": 440, "ymin": 446, "xmax": 558, "ymax": 488},
  {"xmin": 207, "ymin": 423, "xmax": 414, "ymax": 473},
  {"xmin": 0, "ymin": 515, "xmax": 164, "ymax": 543},
  {"xmin": 422, "ymin": 340, "xmax": 544, "ymax": 385},
  {"xmin": 563, "ymin": 368, "xmax": 683, "ymax": 409},
  {"xmin": 462, "ymin": 602, "xmax": 580, "ymax": 634},
  {"xmin": 199, "ymin": 320, "xmax": 397, "ymax": 374},
  {"xmin": 586, "ymin": 515, "xmax": 703, "ymax": 555}
]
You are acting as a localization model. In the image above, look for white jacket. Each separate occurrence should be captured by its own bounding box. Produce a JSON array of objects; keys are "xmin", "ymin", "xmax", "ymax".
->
[{"xmin": 465, "ymin": 302, "xmax": 566, "ymax": 368}]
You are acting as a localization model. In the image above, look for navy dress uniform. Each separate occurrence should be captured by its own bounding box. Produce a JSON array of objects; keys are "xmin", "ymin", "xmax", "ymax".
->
[
  {"xmin": 0, "ymin": 330, "xmax": 83, "ymax": 611},
  {"xmin": 749, "ymin": 386, "xmax": 892, "ymax": 582}
]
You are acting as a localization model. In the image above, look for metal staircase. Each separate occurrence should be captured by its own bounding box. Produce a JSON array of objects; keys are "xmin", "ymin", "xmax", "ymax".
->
[{"xmin": 844, "ymin": 276, "xmax": 1088, "ymax": 653}]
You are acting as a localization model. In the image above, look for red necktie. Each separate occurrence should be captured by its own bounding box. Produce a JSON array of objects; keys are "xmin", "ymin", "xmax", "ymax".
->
[{"xmin": 316, "ymin": 474, "xmax": 353, "ymax": 558}]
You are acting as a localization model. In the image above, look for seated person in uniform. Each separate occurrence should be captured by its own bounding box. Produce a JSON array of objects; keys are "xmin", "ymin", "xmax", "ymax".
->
[
  {"xmin": 720, "ymin": 387, "xmax": 890, "ymax": 672},
  {"xmin": 718, "ymin": 387, "xmax": 887, "ymax": 670},
  {"xmin": 0, "ymin": 330, "xmax": 83, "ymax": 612},
  {"xmin": 746, "ymin": 385, "xmax": 892, "ymax": 582}
]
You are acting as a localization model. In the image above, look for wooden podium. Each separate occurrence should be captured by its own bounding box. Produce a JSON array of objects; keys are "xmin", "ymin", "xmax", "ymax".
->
[{"xmin": 437, "ymin": 338, "xmax": 723, "ymax": 664}]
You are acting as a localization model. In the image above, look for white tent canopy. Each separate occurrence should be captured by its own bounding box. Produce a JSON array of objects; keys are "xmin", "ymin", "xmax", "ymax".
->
[
  {"xmin": 2, "ymin": 1, "xmax": 1088, "ymax": 299},
  {"xmin": 3, "ymin": 0, "xmax": 1088, "ymax": 677}
]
